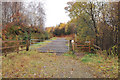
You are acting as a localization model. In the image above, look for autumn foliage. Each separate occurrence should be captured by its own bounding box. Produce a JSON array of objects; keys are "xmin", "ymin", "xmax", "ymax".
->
[{"xmin": 2, "ymin": 2, "xmax": 48, "ymax": 53}]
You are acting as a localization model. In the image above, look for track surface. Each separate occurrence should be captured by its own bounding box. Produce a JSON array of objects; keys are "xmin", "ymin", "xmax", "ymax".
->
[{"xmin": 38, "ymin": 38, "xmax": 69, "ymax": 54}]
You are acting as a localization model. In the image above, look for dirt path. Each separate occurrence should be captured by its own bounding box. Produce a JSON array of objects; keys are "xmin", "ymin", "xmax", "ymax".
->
[
  {"xmin": 36, "ymin": 38, "xmax": 95, "ymax": 78},
  {"xmin": 38, "ymin": 38, "xmax": 69, "ymax": 54},
  {"xmin": 39, "ymin": 54, "xmax": 95, "ymax": 78}
]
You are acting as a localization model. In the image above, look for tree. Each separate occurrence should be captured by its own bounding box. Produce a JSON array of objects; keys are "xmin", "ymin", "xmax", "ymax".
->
[{"xmin": 65, "ymin": 1, "xmax": 119, "ymax": 55}]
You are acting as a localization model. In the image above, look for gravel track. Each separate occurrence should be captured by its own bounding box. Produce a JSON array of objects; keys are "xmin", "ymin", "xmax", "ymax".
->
[{"xmin": 38, "ymin": 38, "xmax": 69, "ymax": 54}]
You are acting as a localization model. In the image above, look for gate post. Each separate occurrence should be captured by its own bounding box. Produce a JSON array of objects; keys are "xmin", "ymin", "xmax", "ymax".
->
[
  {"xmin": 71, "ymin": 40, "xmax": 75, "ymax": 54},
  {"xmin": 26, "ymin": 40, "xmax": 30, "ymax": 51},
  {"xmin": 89, "ymin": 41, "xmax": 91, "ymax": 52},
  {"xmin": 69, "ymin": 40, "xmax": 72, "ymax": 51}
]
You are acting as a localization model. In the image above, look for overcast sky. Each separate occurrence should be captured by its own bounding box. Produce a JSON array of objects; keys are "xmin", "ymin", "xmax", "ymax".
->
[{"xmin": 43, "ymin": 0, "xmax": 73, "ymax": 27}]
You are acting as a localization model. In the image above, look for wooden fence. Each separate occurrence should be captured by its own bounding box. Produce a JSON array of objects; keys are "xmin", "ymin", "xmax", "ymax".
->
[
  {"xmin": 76, "ymin": 41, "xmax": 91, "ymax": 52},
  {"xmin": 69, "ymin": 40, "xmax": 92, "ymax": 53},
  {"xmin": 1, "ymin": 38, "xmax": 46, "ymax": 56},
  {"xmin": 1, "ymin": 40, "xmax": 30, "ymax": 56}
]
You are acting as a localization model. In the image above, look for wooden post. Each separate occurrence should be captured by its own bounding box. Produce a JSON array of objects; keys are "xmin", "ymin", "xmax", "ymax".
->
[
  {"xmin": 72, "ymin": 43, "xmax": 75, "ymax": 54},
  {"xmin": 17, "ymin": 42, "xmax": 19, "ymax": 53},
  {"xmin": 118, "ymin": 2, "xmax": 120, "ymax": 53},
  {"xmin": 69, "ymin": 40, "xmax": 72, "ymax": 51},
  {"xmin": 71, "ymin": 40, "xmax": 75, "ymax": 54},
  {"xmin": 26, "ymin": 40, "xmax": 29, "ymax": 51},
  {"xmin": 16, "ymin": 36, "xmax": 19, "ymax": 53},
  {"xmin": 89, "ymin": 41, "xmax": 91, "ymax": 52}
]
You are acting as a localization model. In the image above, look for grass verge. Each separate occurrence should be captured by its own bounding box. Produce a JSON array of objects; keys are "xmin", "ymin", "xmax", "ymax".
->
[
  {"xmin": 2, "ymin": 50, "xmax": 57, "ymax": 78},
  {"xmin": 63, "ymin": 51, "xmax": 76, "ymax": 58},
  {"xmin": 79, "ymin": 52, "xmax": 118, "ymax": 78}
]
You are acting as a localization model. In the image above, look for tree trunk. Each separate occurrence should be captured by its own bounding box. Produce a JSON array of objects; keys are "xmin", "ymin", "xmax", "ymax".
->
[
  {"xmin": 118, "ymin": 2, "xmax": 120, "ymax": 56},
  {"xmin": 90, "ymin": 3, "xmax": 98, "ymax": 46}
]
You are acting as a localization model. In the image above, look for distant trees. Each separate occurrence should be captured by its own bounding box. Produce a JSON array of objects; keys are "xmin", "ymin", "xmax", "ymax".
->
[
  {"xmin": 65, "ymin": 1, "xmax": 119, "ymax": 55},
  {"xmin": 53, "ymin": 23, "xmax": 66, "ymax": 36},
  {"xmin": 46, "ymin": 22, "xmax": 75, "ymax": 37},
  {"xmin": 27, "ymin": 2, "xmax": 45, "ymax": 29},
  {"xmin": 2, "ymin": 2, "xmax": 23, "ymax": 26}
]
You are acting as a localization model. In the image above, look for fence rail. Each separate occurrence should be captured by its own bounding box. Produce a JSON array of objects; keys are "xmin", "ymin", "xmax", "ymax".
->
[
  {"xmin": 69, "ymin": 40, "xmax": 92, "ymax": 53},
  {"xmin": 1, "ymin": 38, "xmax": 46, "ymax": 56},
  {"xmin": 1, "ymin": 40, "xmax": 25, "ymax": 42},
  {"xmin": 1, "ymin": 40, "xmax": 30, "ymax": 56}
]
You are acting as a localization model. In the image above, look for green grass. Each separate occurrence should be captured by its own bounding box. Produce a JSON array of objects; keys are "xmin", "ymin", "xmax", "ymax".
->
[
  {"xmin": 50, "ymin": 37, "xmax": 57, "ymax": 40},
  {"xmin": 31, "ymin": 40, "xmax": 51, "ymax": 46},
  {"xmin": 81, "ymin": 57, "xmax": 92, "ymax": 62},
  {"xmin": 30, "ymin": 37, "xmax": 57, "ymax": 50},
  {"xmin": 63, "ymin": 52, "xmax": 76, "ymax": 58},
  {"xmin": 80, "ymin": 52, "xmax": 118, "ymax": 78},
  {"xmin": 66, "ymin": 43, "xmax": 69, "ymax": 46},
  {"xmin": 81, "ymin": 53, "xmax": 100, "ymax": 63}
]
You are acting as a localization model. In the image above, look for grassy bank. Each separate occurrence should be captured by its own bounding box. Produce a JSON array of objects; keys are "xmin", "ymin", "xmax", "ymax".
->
[
  {"xmin": 63, "ymin": 51, "xmax": 118, "ymax": 78},
  {"xmin": 79, "ymin": 52, "xmax": 118, "ymax": 78},
  {"xmin": 2, "ymin": 50, "xmax": 57, "ymax": 78}
]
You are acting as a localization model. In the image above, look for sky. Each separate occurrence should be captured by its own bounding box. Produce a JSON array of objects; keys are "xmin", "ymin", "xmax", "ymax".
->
[{"xmin": 43, "ymin": 0, "xmax": 73, "ymax": 27}]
